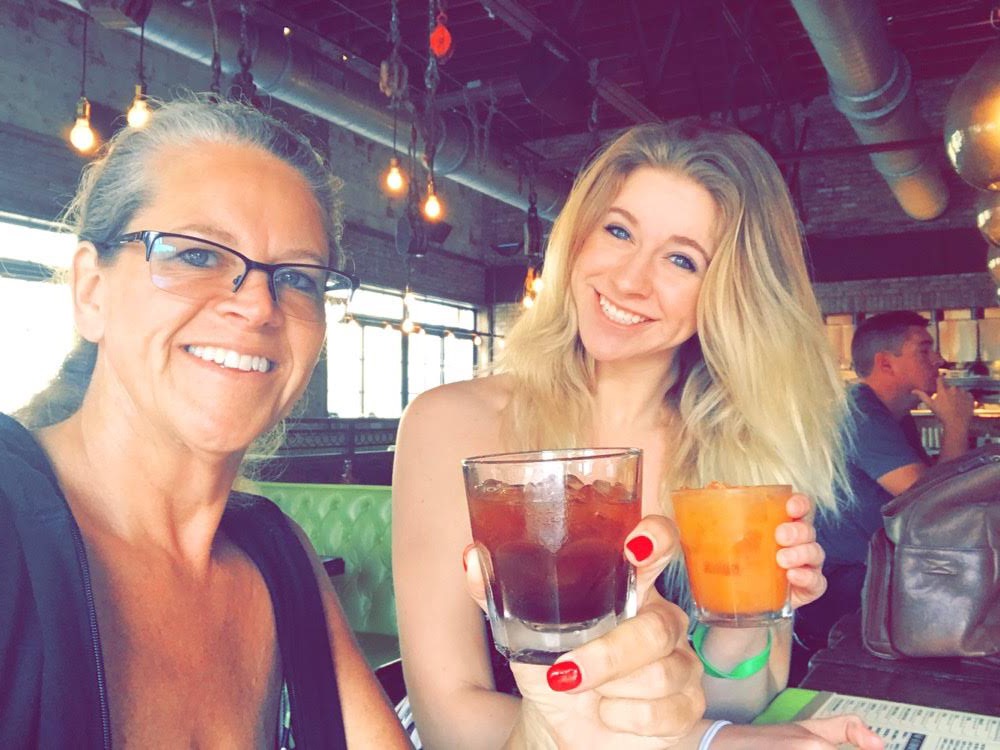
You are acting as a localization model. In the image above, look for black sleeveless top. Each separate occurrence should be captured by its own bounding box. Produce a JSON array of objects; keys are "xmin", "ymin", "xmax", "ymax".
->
[{"xmin": 0, "ymin": 414, "xmax": 347, "ymax": 749}]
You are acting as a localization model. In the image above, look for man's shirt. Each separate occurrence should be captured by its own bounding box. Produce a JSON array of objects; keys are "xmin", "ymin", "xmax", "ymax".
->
[{"xmin": 817, "ymin": 383, "xmax": 931, "ymax": 566}]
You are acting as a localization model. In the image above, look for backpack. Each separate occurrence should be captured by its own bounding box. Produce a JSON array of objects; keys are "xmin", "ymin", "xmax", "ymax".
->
[{"xmin": 861, "ymin": 445, "xmax": 1000, "ymax": 659}]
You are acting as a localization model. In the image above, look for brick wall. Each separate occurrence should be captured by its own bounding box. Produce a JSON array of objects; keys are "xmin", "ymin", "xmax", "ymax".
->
[{"xmin": 813, "ymin": 273, "xmax": 998, "ymax": 315}]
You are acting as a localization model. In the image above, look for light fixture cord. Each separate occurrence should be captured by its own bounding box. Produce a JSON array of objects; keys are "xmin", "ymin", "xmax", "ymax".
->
[
  {"xmin": 230, "ymin": 1, "xmax": 258, "ymax": 103},
  {"xmin": 137, "ymin": 21, "xmax": 146, "ymax": 88},
  {"xmin": 79, "ymin": 13, "xmax": 88, "ymax": 98},
  {"xmin": 424, "ymin": 0, "xmax": 440, "ymax": 190},
  {"xmin": 207, "ymin": 0, "xmax": 222, "ymax": 95}
]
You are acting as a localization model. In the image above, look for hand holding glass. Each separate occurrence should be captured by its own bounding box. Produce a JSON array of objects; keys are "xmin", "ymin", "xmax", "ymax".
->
[{"xmin": 463, "ymin": 448, "xmax": 642, "ymax": 664}]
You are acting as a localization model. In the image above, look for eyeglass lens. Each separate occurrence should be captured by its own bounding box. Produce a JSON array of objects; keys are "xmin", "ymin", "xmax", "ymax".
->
[{"xmin": 147, "ymin": 234, "xmax": 350, "ymax": 322}]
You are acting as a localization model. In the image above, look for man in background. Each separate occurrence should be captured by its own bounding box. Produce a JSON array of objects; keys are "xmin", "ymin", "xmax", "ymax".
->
[{"xmin": 794, "ymin": 311, "xmax": 974, "ymax": 675}]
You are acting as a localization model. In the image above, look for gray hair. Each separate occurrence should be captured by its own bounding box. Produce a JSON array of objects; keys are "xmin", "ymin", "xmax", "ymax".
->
[
  {"xmin": 69, "ymin": 93, "xmax": 343, "ymax": 263},
  {"xmin": 17, "ymin": 94, "xmax": 342, "ymax": 430}
]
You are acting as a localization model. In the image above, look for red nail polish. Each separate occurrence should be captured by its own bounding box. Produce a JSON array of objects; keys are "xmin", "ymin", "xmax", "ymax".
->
[
  {"xmin": 626, "ymin": 534, "xmax": 654, "ymax": 562},
  {"xmin": 546, "ymin": 661, "xmax": 581, "ymax": 691}
]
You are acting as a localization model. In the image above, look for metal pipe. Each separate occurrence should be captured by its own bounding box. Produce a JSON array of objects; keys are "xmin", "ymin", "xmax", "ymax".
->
[
  {"xmin": 789, "ymin": 0, "xmax": 949, "ymax": 220},
  {"xmin": 60, "ymin": 0, "xmax": 568, "ymax": 219}
]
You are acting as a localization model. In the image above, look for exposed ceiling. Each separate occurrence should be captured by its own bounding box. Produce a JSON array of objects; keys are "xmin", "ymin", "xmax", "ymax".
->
[{"xmin": 262, "ymin": 0, "xmax": 996, "ymax": 168}]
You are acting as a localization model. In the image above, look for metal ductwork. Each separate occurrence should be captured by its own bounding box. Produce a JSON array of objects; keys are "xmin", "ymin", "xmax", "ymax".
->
[
  {"xmin": 790, "ymin": 0, "xmax": 949, "ymax": 220},
  {"xmin": 60, "ymin": 0, "xmax": 567, "ymax": 219}
]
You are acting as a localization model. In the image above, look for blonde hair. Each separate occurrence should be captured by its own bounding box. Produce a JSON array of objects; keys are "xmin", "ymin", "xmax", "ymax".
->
[{"xmin": 498, "ymin": 118, "xmax": 848, "ymax": 515}]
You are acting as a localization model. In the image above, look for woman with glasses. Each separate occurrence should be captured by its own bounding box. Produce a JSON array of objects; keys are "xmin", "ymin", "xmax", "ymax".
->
[{"xmin": 0, "ymin": 96, "xmax": 394, "ymax": 748}]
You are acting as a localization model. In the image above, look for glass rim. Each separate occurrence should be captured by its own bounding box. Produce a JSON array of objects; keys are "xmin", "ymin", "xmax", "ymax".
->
[{"xmin": 462, "ymin": 447, "xmax": 641, "ymax": 467}]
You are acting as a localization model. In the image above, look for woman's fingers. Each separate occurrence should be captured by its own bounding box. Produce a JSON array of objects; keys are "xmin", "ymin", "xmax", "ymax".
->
[
  {"xmin": 799, "ymin": 715, "xmax": 885, "ymax": 750},
  {"xmin": 548, "ymin": 596, "xmax": 695, "ymax": 693},
  {"xmin": 626, "ymin": 514, "xmax": 681, "ymax": 602},
  {"xmin": 777, "ymin": 540, "xmax": 824, "ymax": 570},
  {"xmin": 597, "ymin": 690, "xmax": 706, "ymax": 740},
  {"xmin": 776, "ymin": 518, "xmax": 816, "ymax": 547},
  {"xmin": 592, "ymin": 640, "xmax": 703, "ymax": 699},
  {"xmin": 462, "ymin": 544, "xmax": 489, "ymax": 614},
  {"xmin": 785, "ymin": 492, "xmax": 815, "ymax": 523}
]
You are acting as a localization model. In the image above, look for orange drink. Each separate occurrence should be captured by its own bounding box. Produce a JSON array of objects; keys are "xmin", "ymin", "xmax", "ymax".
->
[{"xmin": 671, "ymin": 483, "xmax": 793, "ymax": 626}]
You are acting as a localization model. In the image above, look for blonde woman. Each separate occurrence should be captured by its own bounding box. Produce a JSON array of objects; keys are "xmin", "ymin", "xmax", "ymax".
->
[{"xmin": 393, "ymin": 119, "xmax": 882, "ymax": 749}]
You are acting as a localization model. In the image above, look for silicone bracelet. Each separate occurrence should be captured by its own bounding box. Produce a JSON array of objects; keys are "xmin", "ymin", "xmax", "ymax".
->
[
  {"xmin": 697, "ymin": 719, "xmax": 733, "ymax": 750},
  {"xmin": 691, "ymin": 623, "xmax": 771, "ymax": 680}
]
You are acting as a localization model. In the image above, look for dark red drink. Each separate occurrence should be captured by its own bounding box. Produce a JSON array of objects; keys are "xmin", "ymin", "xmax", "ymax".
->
[{"xmin": 467, "ymin": 477, "xmax": 640, "ymax": 626}]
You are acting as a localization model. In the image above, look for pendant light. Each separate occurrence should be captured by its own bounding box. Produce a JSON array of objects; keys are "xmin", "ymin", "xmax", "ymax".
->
[
  {"xmin": 126, "ymin": 22, "xmax": 151, "ymax": 129},
  {"xmin": 70, "ymin": 14, "xmax": 98, "ymax": 155}
]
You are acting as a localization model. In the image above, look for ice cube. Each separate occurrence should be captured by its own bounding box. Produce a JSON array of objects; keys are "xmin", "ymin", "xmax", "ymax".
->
[{"xmin": 592, "ymin": 479, "xmax": 613, "ymax": 498}]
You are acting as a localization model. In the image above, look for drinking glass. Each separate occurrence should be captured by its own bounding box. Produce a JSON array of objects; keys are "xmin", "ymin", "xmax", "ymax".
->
[
  {"xmin": 463, "ymin": 448, "xmax": 642, "ymax": 664},
  {"xmin": 672, "ymin": 483, "xmax": 793, "ymax": 627}
]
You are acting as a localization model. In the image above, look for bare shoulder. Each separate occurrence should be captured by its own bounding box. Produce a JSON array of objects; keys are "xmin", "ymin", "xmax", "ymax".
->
[{"xmin": 398, "ymin": 374, "xmax": 513, "ymax": 440}]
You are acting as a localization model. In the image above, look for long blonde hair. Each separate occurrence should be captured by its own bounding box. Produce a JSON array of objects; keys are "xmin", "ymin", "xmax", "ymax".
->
[{"xmin": 498, "ymin": 118, "xmax": 848, "ymax": 514}]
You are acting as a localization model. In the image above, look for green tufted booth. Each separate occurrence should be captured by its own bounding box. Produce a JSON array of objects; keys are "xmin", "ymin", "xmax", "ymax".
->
[{"xmin": 251, "ymin": 481, "xmax": 399, "ymax": 671}]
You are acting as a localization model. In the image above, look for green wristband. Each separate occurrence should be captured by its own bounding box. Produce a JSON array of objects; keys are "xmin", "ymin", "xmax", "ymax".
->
[{"xmin": 691, "ymin": 623, "xmax": 771, "ymax": 680}]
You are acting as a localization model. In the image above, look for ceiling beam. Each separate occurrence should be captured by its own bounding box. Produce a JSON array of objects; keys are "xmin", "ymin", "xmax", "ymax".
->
[
  {"xmin": 435, "ymin": 75, "xmax": 524, "ymax": 110},
  {"xmin": 480, "ymin": 0, "xmax": 660, "ymax": 123}
]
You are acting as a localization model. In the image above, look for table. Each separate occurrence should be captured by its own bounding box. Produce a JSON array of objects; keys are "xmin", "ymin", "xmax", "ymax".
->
[{"xmin": 799, "ymin": 612, "xmax": 1000, "ymax": 716}]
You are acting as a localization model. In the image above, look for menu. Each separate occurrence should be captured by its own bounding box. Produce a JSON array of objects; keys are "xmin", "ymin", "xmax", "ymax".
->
[{"xmin": 801, "ymin": 692, "xmax": 1000, "ymax": 750}]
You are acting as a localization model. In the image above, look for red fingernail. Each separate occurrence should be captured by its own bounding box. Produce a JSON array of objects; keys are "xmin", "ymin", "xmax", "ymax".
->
[
  {"xmin": 546, "ymin": 661, "xmax": 581, "ymax": 691},
  {"xmin": 626, "ymin": 534, "xmax": 654, "ymax": 562}
]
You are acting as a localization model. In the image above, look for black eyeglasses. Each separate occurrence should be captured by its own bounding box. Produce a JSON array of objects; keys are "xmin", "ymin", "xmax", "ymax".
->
[{"xmin": 100, "ymin": 231, "xmax": 356, "ymax": 323}]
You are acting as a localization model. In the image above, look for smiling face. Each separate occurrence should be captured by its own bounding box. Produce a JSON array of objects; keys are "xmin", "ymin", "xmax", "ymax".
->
[
  {"xmin": 80, "ymin": 141, "xmax": 329, "ymax": 455},
  {"xmin": 569, "ymin": 167, "xmax": 719, "ymax": 371}
]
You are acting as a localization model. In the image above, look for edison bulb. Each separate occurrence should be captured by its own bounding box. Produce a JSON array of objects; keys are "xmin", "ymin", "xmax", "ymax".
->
[
  {"xmin": 385, "ymin": 157, "xmax": 405, "ymax": 194},
  {"xmin": 401, "ymin": 317, "xmax": 415, "ymax": 334},
  {"xmin": 423, "ymin": 192, "xmax": 442, "ymax": 221},
  {"xmin": 70, "ymin": 116, "xmax": 97, "ymax": 153},
  {"xmin": 531, "ymin": 276, "xmax": 544, "ymax": 294},
  {"xmin": 127, "ymin": 89, "xmax": 151, "ymax": 129},
  {"xmin": 521, "ymin": 295, "xmax": 534, "ymax": 310}
]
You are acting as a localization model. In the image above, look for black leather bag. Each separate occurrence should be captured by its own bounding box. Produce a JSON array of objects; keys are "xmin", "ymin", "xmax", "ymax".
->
[{"xmin": 861, "ymin": 445, "xmax": 1000, "ymax": 659}]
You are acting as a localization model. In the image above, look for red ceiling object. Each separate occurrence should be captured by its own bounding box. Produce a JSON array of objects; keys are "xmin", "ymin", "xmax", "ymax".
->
[{"xmin": 429, "ymin": 12, "xmax": 453, "ymax": 63}]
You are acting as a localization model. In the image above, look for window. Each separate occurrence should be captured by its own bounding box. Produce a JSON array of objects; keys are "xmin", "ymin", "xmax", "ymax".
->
[
  {"xmin": 326, "ymin": 286, "xmax": 480, "ymax": 418},
  {"xmin": 0, "ymin": 217, "xmax": 78, "ymax": 414}
]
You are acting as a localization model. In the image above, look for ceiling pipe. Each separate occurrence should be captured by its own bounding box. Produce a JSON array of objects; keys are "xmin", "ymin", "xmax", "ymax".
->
[
  {"xmin": 59, "ymin": 0, "xmax": 568, "ymax": 219},
  {"xmin": 789, "ymin": 0, "xmax": 949, "ymax": 221}
]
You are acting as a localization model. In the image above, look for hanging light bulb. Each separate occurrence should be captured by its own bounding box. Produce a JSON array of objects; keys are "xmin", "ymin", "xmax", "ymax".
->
[
  {"xmin": 423, "ymin": 179, "xmax": 443, "ymax": 221},
  {"xmin": 401, "ymin": 317, "xmax": 415, "ymax": 334},
  {"xmin": 127, "ymin": 84, "xmax": 151, "ymax": 129},
  {"xmin": 473, "ymin": 334, "xmax": 482, "ymax": 346},
  {"xmin": 385, "ymin": 156, "xmax": 406, "ymax": 194},
  {"xmin": 531, "ymin": 275, "xmax": 544, "ymax": 294},
  {"xmin": 70, "ymin": 97, "xmax": 97, "ymax": 154},
  {"xmin": 70, "ymin": 15, "xmax": 98, "ymax": 155},
  {"xmin": 126, "ymin": 22, "xmax": 151, "ymax": 129},
  {"xmin": 521, "ymin": 295, "xmax": 535, "ymax": 310}
]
